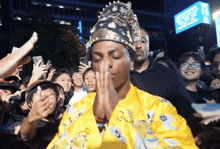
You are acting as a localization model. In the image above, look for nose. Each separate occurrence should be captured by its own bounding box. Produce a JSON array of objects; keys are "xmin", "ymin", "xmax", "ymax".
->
[
  {"xmin": 103, "ymin": 57, "xmax": 113, "ymax": 69},
  {"xmin": 134, "ymin": 41, "xmax": 141, "ymax": 51},
  {"xmin": 88, "ymin": 78, "xmax": 93, "ymax": 82}
]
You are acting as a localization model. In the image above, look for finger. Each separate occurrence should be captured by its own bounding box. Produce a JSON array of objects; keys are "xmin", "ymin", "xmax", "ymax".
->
[
  {"xmin": 96, "ymin": 71, "xmax": 101, "ymax": 92},
  {"xmin": 41, "ymin": 95, "xmax": 53, "ymax": 105},
  {"xmin": 36, "ymin": 60, "xmax": 43, "ymax": 67},
  {"xmin": 88, "ymin": 61, "xmax": 92, "ymax": 67},
  {"xmin": 100, "ymin": 62, "xmax": 104, "ymax": 90},
  {"xmin": 42, "ymin": 98, "xmax": 53, "ymax": 111},
  {"xmin": 19, "ymin": 32, "xmax": 38, "ymax": 53},
  {"xmin": 33, "ymin": 86, "xmax": 42, "ymax": 103},
  {"xmin": 51, "ymin": 69, "xmax": 56, "ymax": 73},
  {"xmin": 78, "ymin": 65, "xmax": 86, "ymax": 69},
  {"xmin": 104, "ymin": 62, "xmax": 110, "ymax": 95},
  {"xmin": 40, "ymin": 65, "xmax": 48, "ymax": 69},
  {"xmin": 42, "ymin": 106, "xmax": 53, "ymax": 118},
  {"xmin": 79, "ymin": 62, "xmax": 88, "ymax": 67}
]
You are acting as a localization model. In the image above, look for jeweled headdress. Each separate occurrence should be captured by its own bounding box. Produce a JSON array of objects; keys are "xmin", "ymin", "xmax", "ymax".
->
[{"xmin": 88, "ymin": 1, "xmax": 140, "ymax": 50}]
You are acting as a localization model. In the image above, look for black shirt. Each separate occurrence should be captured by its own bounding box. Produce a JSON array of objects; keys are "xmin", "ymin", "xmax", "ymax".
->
[
  {"xmin": 187, "ymin": 87, "xmax": 211, "ymax": 103},
  {"xmin": 24, "ymin": 120, "xmax": 60, "ymax": 149},
  {"xmin": 130, "ymin": 59, "xmax": 195, "ymax": 118}
]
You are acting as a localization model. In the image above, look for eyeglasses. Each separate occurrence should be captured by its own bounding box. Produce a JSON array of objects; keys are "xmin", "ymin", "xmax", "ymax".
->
[{"xmin": 180, "ymin": 62, "xmax": 201, "ymax": 68}]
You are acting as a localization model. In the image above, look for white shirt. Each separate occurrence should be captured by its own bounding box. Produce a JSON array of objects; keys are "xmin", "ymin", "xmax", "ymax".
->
[{"xmin": 68, "ymin": 87, "xmax": 87, "ymax": 106}]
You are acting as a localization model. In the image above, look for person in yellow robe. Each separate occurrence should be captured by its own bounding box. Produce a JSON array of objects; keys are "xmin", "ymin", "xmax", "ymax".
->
[{"xmin": 47, "ymin": 1, "xmax": 198, "ymax": 149}]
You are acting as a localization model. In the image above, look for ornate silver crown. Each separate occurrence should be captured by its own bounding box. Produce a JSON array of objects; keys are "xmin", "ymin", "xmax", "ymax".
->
[{"xmin": 88, "ymin": 1, "xmax": 140, "ymax": 50}]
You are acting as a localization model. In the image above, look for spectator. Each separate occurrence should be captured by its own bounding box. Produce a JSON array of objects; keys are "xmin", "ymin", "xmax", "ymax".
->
[
  {"xmin": 130, "ymin": 28, "xmax": 195, "ymax": 118},
  {"xmin": 178, "ymin": 52, "xmax": 214, "ymax": 103},
  {"xmin": 0, "ymin": 81, "xmax": 25, "ymax": 134},
  {"xmin": 19, "ymin": 81, "xmax": 61, "ymax": 149},
  {"xmin": 47, "ymin": 2, "xmax": 197, "ymax": 148},
  {"xmin": 82, "ymin": 67, "xmax": 96, "ymax": 93},
  {"xmin": 68, "ymin": 70, "xmax": 87, "ymax": 106},
  {"xmin": 209, "ymin": 47, "xmax": 220, "ymax": 89},
  {"xmin": 51, "ymin": 69, "xmax": 72, "ymax": 108}
]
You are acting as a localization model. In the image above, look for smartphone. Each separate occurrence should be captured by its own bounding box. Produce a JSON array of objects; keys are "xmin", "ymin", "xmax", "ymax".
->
[
  {"xmin": 80, "ymin": 56, "xmax": 88, "ymax": 65},
  {"xmin": 33, "ymin": 56, "xmax": 45, "ymax": 66}
]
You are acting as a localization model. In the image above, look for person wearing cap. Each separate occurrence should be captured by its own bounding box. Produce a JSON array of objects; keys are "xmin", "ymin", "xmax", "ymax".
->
[
  {"xmin": 19, "ymin": 81, "xmax": 61, "ymax": 149},
  {"xmin": 47, "ymin": 2, "xmax": 197, "ymax": 149},
  {"xmin": 0, "ymin": 81, "xmax": 23, "ymax": 113}
]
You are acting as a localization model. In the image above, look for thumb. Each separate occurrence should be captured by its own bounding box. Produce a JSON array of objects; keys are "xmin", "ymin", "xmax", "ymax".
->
[{"xmin": 33, "ymin": 86, "xmax": 42, "ymax": 103}]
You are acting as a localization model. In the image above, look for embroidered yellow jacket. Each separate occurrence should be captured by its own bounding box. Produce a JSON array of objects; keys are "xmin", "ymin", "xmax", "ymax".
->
[{"xmin": 47, "ymin": 84, "xmax": 198, "ymax": 149}]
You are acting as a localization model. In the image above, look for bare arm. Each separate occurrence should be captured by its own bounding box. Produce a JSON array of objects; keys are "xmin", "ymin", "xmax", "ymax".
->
[
  {"xmin": 0, "ymin": 32, "xmax": 38, "ymax": 79},
  {"xmin": 20, "ymin": 86, "xmax": 54, "ymax": 141}
]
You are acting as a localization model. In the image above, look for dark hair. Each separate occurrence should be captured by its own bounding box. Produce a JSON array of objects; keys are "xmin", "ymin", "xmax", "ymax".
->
[
  {"xmin": 26, "ymin": 81, "xmax": 59, "ymax": 108},
  {"xmin": 83, "ymin": 67, "xmax": 93, "ymax": 81},
  {"xmin": 51, "ymin": 68, "xmax": 70, "ymax": 82},
  {"xmin": 22, "ymin": 76, "xmax": 31, "ymax": 88},
  {"xmin": 177, "ymin": 52, "xmax": 205, "ymax": 68},
  {"xmin": 209, "ymin": 47, "xmax": 220, "ymax": 63}
]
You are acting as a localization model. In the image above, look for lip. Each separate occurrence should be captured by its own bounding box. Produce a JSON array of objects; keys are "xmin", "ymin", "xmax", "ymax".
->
[
  {"xmin": 184, "ymin": 71, "xmax": 195, "ymax": 75},
  {"xmin": 88, "ymin": 84, "xmax": 94, "ymax": 87}
]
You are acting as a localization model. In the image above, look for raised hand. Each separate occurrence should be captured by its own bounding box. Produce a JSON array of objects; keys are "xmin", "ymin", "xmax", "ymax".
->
[
  {"xmin": 28, "ymin": 60, "xmax": 48, "ymax": 86},
  {"xmin": 103, "ymin": 62, "xmax": 119, "ymax": 121},
  {"xmin": 78, "ymin": 61, "xmax": 92, "ymax": 74},
  {"xmin": 0, "ymin": 32, "xmax": 38, "ymax": 79},
  {"xmin": 93, "ymin": 62, "xmax": 119, "ymax": 122},
  {"xmin": 28, "ymin": 86, "xmax": 54, "ymax": 122},
  {"xmin": 93, "ymin": 62, "xmax": 105, "ymax": 120},
  {"xmin": 46, "ymin": 67, "xmax": 56, "ymax": 81}
]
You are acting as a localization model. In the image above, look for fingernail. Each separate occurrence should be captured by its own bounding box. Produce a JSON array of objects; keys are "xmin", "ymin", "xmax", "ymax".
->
[{"xmin": 33, "ymin": 32, "xmax": 37, "ymax": 36}]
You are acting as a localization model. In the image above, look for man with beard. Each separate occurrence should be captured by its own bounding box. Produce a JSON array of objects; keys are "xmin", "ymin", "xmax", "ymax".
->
[{"xmin": 130, "ymin": 28, "xmax": 195, "ymax": 118}]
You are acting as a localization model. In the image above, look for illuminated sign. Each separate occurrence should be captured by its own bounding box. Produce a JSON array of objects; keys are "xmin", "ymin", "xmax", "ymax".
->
[
  {"xmin": 79, "ymin": 21, "xmax": 83, "ymax": 43},
  {"xmin": 216, "ymin": 17, "xmax": 220, "ymax": 47},
  {"xmin": 174, "ymin": 1, "xmax": 211, "ymax": 34}
]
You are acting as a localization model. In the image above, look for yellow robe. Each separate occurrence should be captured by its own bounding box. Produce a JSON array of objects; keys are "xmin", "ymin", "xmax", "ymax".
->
[{"xmin": 47, "ymin": 84, "xmax": 198, "ymax": 149}]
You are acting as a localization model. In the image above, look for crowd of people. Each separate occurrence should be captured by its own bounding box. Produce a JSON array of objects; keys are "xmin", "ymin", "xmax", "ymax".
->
[{"xmin": 0, "ymin": 1, "xmax": 220, "ymax": 149}]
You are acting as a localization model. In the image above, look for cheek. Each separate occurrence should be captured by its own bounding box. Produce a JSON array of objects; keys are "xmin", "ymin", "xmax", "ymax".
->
[{"xmin": 84, "ymin": 80, "xmax": 89, "ymax": 86}]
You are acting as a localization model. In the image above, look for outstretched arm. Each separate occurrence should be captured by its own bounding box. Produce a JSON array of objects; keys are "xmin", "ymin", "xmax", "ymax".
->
[{"xmin": 0, "ymin": 32, "xmax": 38, "ymax": 79}]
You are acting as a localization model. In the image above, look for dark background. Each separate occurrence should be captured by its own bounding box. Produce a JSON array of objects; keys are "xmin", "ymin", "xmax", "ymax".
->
[{"xmin": 0, "ymin": 0, "xmax": 219, "ymax": 65}]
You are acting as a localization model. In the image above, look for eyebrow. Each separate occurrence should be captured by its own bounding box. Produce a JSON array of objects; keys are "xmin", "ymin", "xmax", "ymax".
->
[
  {"xmin": 93, "ymin": 48, "xmax": 119, "ymax": 55},
  {"xmin": 140, "ymin": 37, "xmax": 148, "ymax": 41}
]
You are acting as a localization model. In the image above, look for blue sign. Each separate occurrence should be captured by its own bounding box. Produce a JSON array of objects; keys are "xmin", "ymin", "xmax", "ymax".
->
[
  {"xmin": 216, "ymin": 17, "xmax": 220, "ymax": 47},
  {"xmin": 174, "ymin": 1, "xmax": 211, "ymax": 34}
]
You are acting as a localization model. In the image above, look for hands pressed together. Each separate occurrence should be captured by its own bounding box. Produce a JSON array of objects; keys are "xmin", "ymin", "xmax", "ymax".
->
[{"xmin": 93, "ymin": 62, "xmax": 119, "ymax": 122}]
